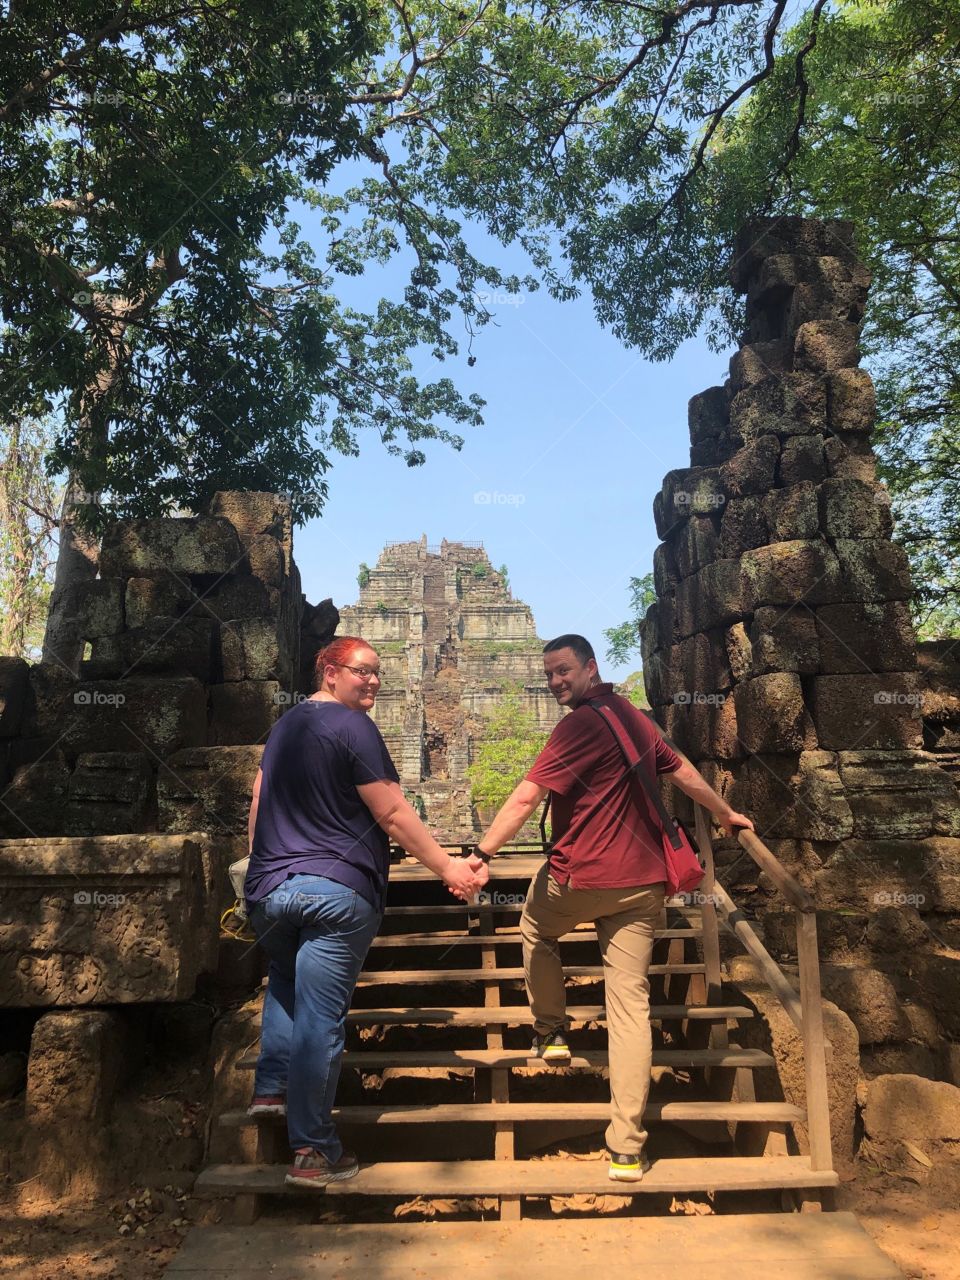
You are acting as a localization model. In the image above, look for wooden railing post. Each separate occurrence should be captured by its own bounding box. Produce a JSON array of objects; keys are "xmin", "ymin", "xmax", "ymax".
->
[
  {"xmin": 796, "ymin": 910, "xmax": 833, "ymax": 1172},
  {"xmin": 693, "ymin": 805, "xmax": 723, "ymax": 1007},
  {"xmin": 696, "ymin": 816, "xmax": 835, "ymax": 1185}
]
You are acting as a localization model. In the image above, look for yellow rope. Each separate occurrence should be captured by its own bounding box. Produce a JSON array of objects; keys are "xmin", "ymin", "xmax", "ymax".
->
[{"xmin": 220, "ymin": 903, "xmax": 257, "ymax": 943}]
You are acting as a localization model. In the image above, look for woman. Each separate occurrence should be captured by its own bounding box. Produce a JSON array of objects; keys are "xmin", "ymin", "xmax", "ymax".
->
[{"xmin": 243, "ymin": 635, "xmax": 485, "ymax": 1188}]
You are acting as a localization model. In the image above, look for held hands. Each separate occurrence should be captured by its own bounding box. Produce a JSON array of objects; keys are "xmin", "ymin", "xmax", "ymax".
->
[
  {"xmin": 466, "ymin": 854, "xmax": 491, "ymax": 886},
  {"xmin": 720, "ymin": 809, "xmax": 754, "ymax": 836},
  {"xmin": 442, "ymin": 854, "xmax": 490, "ymax": 901}
]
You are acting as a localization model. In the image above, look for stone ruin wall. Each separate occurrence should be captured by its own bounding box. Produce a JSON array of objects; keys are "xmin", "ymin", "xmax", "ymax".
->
[
  {"xmin": 642, "ymin": 217, "xmax": 960, "ymax": 1082},
  {"xmin": 0, "ymin": 492, "xmax": 348, "ymax": 1011},
  {"xmin": 339, "ymin": 536, "xmax": 562, "ymax": 839},
  {"xmin": 0, "ymin": 491, "xmax": 351, "ymax": 1194}
]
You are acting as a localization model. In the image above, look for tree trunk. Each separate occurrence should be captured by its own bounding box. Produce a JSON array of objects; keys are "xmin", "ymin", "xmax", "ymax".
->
[
  {"xmin": 42, "ymin": 327, "xmax": 125, "ymax": 672},
  {"xmin": 41, "ymin": 471, "xmax": 100, "ymax": 672}
]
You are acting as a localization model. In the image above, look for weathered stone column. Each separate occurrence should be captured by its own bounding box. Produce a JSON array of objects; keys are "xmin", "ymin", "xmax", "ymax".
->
[{"xmin": 642, "ymin": 217, "xmax": 960, "ymax": 1063}]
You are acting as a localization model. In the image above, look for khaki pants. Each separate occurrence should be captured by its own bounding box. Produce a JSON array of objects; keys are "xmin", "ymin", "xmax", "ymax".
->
[{"xmin": 520, "ymin": 862, "xmax": 665, "ymax": 1155}]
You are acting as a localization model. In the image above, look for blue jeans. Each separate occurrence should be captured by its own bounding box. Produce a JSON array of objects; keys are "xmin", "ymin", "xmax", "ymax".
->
[{"xmin": 249, "ymin": 874, "xmax": 381, "ymax": 1157}]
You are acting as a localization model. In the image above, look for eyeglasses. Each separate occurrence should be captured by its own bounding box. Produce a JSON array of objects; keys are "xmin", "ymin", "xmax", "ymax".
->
[{"xmin": 337, "ymin": 663, "xmax": 382, "ymax": 682}]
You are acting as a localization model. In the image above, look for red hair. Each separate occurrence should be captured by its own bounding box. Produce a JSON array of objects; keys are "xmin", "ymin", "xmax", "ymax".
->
[{"xmin": 313, "ymin": 635, "xmax": 374, "ymax": 690}]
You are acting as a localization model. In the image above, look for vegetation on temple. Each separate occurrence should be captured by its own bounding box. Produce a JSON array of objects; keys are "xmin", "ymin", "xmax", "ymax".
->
[
  {"xmin": 462, "ymin": 640, "xmax": 536, "ymax": 657},
  {"xmin": 466, "ymin": 686, "xmax": 548, "ymax": 813},
  {"xmin": 617, "ymin": 672, "xmax": 651, "ymax": 710}
]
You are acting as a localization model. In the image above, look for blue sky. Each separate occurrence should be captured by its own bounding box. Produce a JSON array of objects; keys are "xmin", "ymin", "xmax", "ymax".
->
[{"xmin": 293, "ymin": 223, "xmax": 735, "ymax": 685}]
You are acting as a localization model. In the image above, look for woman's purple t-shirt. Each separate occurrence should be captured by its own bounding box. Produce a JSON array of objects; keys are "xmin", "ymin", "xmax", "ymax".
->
[{"xmin": 244, "ymin": 698, "xmax": 400, "ymax": 911}]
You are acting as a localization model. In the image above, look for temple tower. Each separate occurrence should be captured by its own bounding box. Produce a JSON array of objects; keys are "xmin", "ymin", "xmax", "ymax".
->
[{"xmin": 339, "ymin": 538, "xmax": 562, "ymax": 837}]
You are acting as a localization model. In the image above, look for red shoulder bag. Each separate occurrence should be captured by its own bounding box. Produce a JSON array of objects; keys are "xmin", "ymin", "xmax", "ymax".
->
[{"xmin": 587, "ymin": 699, "xmax": 705, "ymax": 898}]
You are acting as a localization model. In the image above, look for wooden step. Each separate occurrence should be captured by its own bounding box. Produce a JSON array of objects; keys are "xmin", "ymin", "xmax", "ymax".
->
[
  {"xmin": 239, "ymin": 1046, "xmax": 775, "ymax": 1071},
  {"xmin": 342, "ymin": 1003, "xmax": 745, "ymax": 1026},
  {"xmin": 357, "ymin": 964, "xmax": 707, "ymax": 984},
  {"xmin": 371, "ymin": 927, "xmax": 701, "ymax": 945},
  {"xmin": 196, "ymin": 1154, "xmax": 838, "ymax": 1198},
  {"xmin": 220, "ymin": 1099, "xmax": 805, "ymax": 1128},
  {"xmin": 382, "ymin": 901, "xmax": 702, "ymax": 917}
]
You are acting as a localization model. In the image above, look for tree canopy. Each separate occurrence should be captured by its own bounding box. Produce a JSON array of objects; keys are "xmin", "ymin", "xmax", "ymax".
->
[
  {"xmin": 0, "ymin": 416, "xmax": 60, "ymax": 658},
  {"xmin": 604, "ymin": 573, "xmax": 657, "ymax": 667},
  {"xmin": 0, "ymin": 0, "xmax": 494, "ymax": 532},
  {"xmin": 2, "ymin": 0, "xmax": 957, "ymax": 637}
]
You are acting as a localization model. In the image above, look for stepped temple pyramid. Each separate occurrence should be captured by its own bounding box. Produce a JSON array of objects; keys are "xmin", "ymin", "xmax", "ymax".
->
[{"xmin": 339, "ymin": 538, "xmax": 563, "ymax": 838}]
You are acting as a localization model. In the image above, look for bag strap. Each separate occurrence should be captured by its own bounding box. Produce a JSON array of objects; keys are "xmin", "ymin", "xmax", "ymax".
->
[
  {"xmin": 587, "ymin": 698, "xmax": 683, "ymax": 851},
  {"xmin": 537, "ymin": 792, "xmax": 551, "ymax": 848}
]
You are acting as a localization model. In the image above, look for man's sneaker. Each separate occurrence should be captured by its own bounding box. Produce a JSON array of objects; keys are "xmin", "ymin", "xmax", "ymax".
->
[
  {"xmin": 284, "ymin": 1147, "xmax": 360, "ymax": 1187},
  {"xmin": 246, "ymin": 1095, "xmax": 286, "ymax": 1117},
  {"xmin": 531, "ymin": 1028, "xmax": 571, "ymax": 1063},
  {"xmin": 608, "ymin": 1150, "xmax": 651, "ymax": 1183}
]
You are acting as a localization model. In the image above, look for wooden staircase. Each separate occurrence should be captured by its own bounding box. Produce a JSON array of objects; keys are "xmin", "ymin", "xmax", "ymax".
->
[{"xmin": 198, "ymin": 809, "xmax": 839, "ymax": 1221}]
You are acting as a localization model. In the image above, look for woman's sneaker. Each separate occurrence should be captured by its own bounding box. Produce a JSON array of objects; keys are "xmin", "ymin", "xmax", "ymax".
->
[
  {"xmin": 608, "ymin": 1150, "xmax": 651, "ymax": 1182},
  {"xmin": 531, "ymin": 1028, "xmax": 571, "ymax": 1063},
  {"xmin": 285, "ymin": 1147, "xmax": 360, "ymax": 1187},
  {"xmin": 246, "ymin": 1095, "xmax": 286, "ymax": 1117}
]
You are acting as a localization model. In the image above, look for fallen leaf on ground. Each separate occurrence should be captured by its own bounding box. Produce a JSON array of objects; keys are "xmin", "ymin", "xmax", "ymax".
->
[{"xmin": 902, "ymin": 1141, "xmax": 933, "ymax": 1169}]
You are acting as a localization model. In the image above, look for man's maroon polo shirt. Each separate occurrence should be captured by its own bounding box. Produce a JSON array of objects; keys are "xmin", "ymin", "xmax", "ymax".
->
[{"xmin": 525, "ymin": 683, "xmax": 682, "ymax": 889}]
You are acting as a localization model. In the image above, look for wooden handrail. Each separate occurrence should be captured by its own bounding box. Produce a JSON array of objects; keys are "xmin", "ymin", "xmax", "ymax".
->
[
  {"xmin": 710, "ymin": 882, "xmax": 804, "ymax": 1031},
  {"xmin": 694, "ymin": 804, "xmax": 833, "ymax": 1179},
  {"xmin": 734, "ymin": 827, "xmax": 816, "ymax": 914}
]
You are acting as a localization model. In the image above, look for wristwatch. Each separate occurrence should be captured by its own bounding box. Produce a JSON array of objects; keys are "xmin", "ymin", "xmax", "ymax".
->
[{"xmin": 471, "ymin": 844, "xmax": 492, "ymax": 864}]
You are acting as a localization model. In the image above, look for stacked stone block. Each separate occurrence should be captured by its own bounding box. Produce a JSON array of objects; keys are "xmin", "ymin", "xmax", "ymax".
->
[
  {"xmin": 642, "ymin": 217, "xmax": 960, "ymax": 1076},
  {"xmin": 0, "ymin": 834, "xmax": 213, "ymax": 1006},
  {"xmin": 0, "ymin": 493, "xmax": 310, "ymax": 842},
  {"xmin": 0, "ymin": 492, "xmax": 340, "ymax": 1014}
]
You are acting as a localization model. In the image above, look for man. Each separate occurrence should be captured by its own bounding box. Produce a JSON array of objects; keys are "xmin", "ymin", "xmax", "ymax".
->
[{"xmin": 472, "ymin": 634, "xmax": 753, "ymax": 1183}]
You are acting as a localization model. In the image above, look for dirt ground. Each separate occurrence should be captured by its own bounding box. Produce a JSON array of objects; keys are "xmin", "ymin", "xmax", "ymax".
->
[{"xmin": 1, "ymin": 1148, "xmax": 959, "ymax": 1280}]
